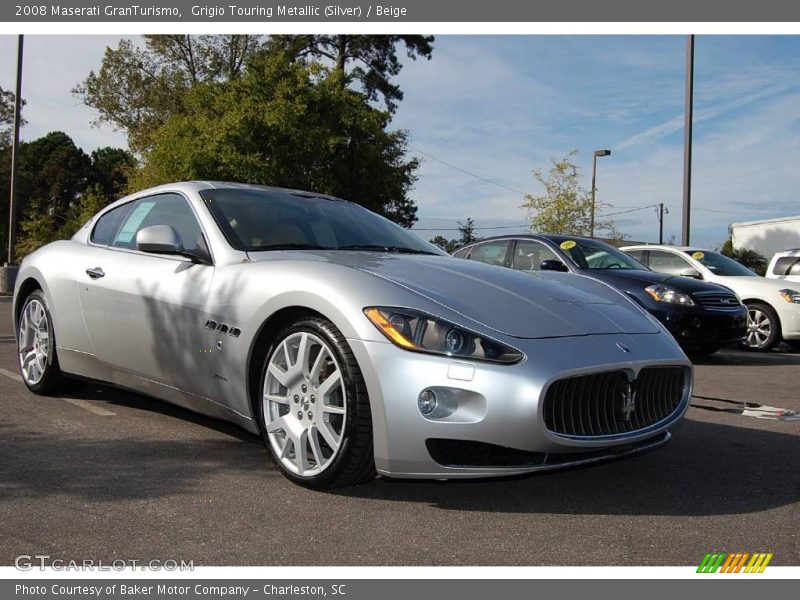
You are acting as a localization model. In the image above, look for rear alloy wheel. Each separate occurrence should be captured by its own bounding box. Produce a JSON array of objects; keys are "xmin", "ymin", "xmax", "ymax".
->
[
  {"xmin": 744, "ymin": 302, "xmax": 780, "ymax": 352},
  {"xmin": 258, "ymin": 317, "xmax": 375, "ymax": 488},
  {"xmin": 17, "ymin": 290, "xmax": 72, "ymax": 394}
]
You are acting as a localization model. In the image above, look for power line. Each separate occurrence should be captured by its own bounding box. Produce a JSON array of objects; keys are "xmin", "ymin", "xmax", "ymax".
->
[{"xmin": 409, "ymin": 144, "xmax": 527, "ymax": 196}]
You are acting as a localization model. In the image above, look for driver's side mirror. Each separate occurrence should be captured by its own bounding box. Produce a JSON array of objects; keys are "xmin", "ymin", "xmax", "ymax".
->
[
  {"xmin": 540, "ymin": 259, "xmax": 569, "ymax": 272},
  {"xmin": 678, "ymin": 267, "xmax": 702, "ymax": 279},
  {"xmin": 136, "ymin": 225, "xmax": 185, "ymax": 255}
]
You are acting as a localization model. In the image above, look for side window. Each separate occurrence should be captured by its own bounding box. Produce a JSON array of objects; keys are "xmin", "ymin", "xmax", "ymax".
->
[
  {"xmin": 91, "ymin": 203, "xmax": 133, "ymax": 246},
  {"xmin": 773, "ymin": 256, "xmax": 800, "ymax": 276},
  {"xmin": 512, "ymin": 240, "xmax": 559, "ymax": 272},
  {"xmin": 452, "ymin": 247, "xmax": 470, "ymax": 259},
  {"xmin": 624, "ymin": 249, "xmax": 647, "ymax": 265},
  {"xmin": 467, "ymin": 241, "xmax": 510, "ymax": 267},
  {"xmin": 648, "ymin": 250, "xmax": 691, "ymax": 275},
  {"xmin": 112, "ymin": 193, "xmax": 204, "ymax": 253}
]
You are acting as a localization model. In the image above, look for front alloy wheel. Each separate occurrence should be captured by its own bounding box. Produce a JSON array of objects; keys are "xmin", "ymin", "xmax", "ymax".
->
[
  {"xmin": 259, "ymin": 317, "xmax": 374, "ymax": 488},
  {"xmin": 744, "ymin": 302, "xmax": 780, "ymax": 351}
]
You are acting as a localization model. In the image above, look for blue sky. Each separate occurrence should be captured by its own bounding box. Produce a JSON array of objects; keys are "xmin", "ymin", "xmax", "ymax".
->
[{"xmin": 1, "ymin": 35, "xmax": 799, "ymax": 247}]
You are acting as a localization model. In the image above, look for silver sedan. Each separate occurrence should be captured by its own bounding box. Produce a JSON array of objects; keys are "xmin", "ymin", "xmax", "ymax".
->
[{"xmin": 13, "ymin": 182, "xmax": 692, "ymax": 488}]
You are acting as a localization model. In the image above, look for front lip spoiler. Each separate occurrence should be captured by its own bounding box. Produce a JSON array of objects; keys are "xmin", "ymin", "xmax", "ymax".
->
[{"xmin": 387, "ymin": 431, "xmax": 673, "ymax": 479}]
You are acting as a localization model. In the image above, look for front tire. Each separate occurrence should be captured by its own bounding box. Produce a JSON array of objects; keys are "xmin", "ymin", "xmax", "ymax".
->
[
  {"xmin": 744, "ymin": 301, "xmax": 781, "ymax": 351},
  {"xmin": 17, "ymin": 290, "xmax": 72, "ymax": 394},
  {"xmin": 257, "ymin": 317, "xmax": 375, "ymax": 489}
]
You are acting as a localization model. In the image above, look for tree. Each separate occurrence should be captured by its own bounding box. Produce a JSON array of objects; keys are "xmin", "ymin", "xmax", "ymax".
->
[
  {"xmin": 522, "ymin": 151, "xmax": 617, "ymax": 237},
  {"xmin": 457, "ymin": 217, "xmax": 477, "ymax": 245},
  {"xmin": 720, "ymin": 238, "xmax": 767, "ymax": 276},
  {"xmin": 89, "ymin": 146, "xmax": 135, "ymax": 197},
  {"xmin": 0, "ymin": 132, "xmax": 129, "ymax": 260},
  {"xmin": 1, "ymin": 85, "xmax": 18, "ymax": 147},
  {"xmin": 269, "ymin": 35, "xmax": 434, "ymax": 112},
  {"xmin": 74, "ymin": 35, "xmax": 265, "ymax": 153},
  {"xmin": 132, "ymin": 51, "xmax": 419, "ymax": 226},
  {"xmin": 429, "ymin": 235, "xmax": 457, "ymax": 253}
]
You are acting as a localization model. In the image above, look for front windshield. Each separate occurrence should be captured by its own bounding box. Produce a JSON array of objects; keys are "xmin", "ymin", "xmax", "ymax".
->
[
  {"xmin": 201, "ymin": 188, "xmax": 443, "ymax": 255},
  {"xmin": 684, "ymin": 249, "xmax": 757, "ymax": 277},
  {"xmin": 557, "ymin": 238, "xmax": 648, "ymax": 271}
]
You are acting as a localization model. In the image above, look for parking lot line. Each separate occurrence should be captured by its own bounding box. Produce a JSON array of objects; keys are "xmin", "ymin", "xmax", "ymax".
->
[
  {"xmin": 64, "ymin": 398, "xmax": 116, "ymax": 417},
  {"xmin": 0, "ymin": 367, "xmax": 115, "ymax": 416},
  {"xmin": 0, "ymin": 367, "xmax": 22, "ymax": 383}
]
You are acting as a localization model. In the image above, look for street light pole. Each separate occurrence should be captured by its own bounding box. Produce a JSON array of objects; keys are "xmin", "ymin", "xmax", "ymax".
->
[
  {"xmin": 1, "ymin": 35, "xmax": 23, "ymax": 295},
  {"xmin": 590, "ymin": 149, "xmax": 611, "ymax": 239},
  {"xmin": 681, "ymin": 34, "xmax": 695, "ymax": 246},
  {"xmin": 8, "ymin": 35, "xmax": 24, "ymax": 267}
]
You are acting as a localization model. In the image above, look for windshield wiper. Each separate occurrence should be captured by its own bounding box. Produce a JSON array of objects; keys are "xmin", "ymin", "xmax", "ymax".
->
[
  {"xmin": 249, "ymin": 243, "xmax": 328, "ymax": 251},
  {"xmin": 337, "ymin": 244, "xmax": 438, "ymax": 255}
]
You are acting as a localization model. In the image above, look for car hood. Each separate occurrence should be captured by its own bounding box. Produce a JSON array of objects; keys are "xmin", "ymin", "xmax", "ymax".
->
[
  {"xmin": 248, "ymin": 251, "xmax": 661, "ymax": 339},
  {"xmin": 576, "ymin": 268, "xmax": 729, "ymax": 294},
  {"xmin": 710, "ymin": 275, "xmax": 796, "ymax": 296}
]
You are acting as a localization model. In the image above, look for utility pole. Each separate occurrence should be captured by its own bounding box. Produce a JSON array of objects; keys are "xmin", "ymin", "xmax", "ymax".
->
[
  {"xmin": 657, "ymin": 202, "xmax": 669, "ymax": 244},
  {"xmin": 681, "ymin": 34, "xmax": 695, "ymax": 246},
  {"xmin": 1, "ymin": 35, "xmax": 24, "ymax": 294}
]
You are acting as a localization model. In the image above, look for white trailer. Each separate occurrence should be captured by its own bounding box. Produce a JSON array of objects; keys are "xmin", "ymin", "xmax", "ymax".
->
[{"xmin": 731, "ymin": 215, "xmax": 800, "ymax": 258}]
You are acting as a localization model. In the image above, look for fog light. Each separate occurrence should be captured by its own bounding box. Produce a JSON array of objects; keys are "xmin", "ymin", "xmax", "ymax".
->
[{"xmin": 418, "ymin": 388, "xmax": 438, "ymax": 415}]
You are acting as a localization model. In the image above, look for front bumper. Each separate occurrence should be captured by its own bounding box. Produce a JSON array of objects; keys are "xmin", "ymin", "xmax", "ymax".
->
[
  {"xmin": 348, "ymin": 331, "xmax": 692, "ymax": 479},
  {"xmin": 654, "ymin": 307, "xmax": 747, "ymax": 348}
]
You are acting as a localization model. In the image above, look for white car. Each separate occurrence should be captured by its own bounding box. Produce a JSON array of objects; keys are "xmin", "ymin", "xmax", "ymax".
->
[
  {"xmin": 621, "ymin": 245, "xmax": 800, "ymax": 351},
  {"xmin": 766, "ymin": 249, "xmax": 800, "ymax": 284}
]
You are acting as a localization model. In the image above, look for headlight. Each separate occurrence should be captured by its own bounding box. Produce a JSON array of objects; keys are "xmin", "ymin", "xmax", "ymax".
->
[
  {"xmin": 364, "ymin": 307, "xmax": 524, "ymax": 364},
  {"xmin": 778, "ymin": 289, "xmax": 800, "ymax": 303},
  {"xmin": 644, "ymin": 284, "xmax": 695, "ymax": 306}
]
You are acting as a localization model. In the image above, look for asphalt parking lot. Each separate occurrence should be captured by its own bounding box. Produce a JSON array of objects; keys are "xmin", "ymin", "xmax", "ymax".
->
[{"xmin": 0, "ymin": 298, "xmax": 797, "ymax": 566}]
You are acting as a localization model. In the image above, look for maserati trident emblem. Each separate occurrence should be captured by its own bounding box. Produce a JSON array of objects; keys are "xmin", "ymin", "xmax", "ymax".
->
[{"xmin": 620, "ymin": 381, "xmax": 637, "ymax": 421}]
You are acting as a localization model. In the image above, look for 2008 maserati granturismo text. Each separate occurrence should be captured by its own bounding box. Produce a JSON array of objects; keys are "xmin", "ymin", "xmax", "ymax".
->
[{"xmin": 13, "ymin": 182, "xmax": 692, "ymax": 488}]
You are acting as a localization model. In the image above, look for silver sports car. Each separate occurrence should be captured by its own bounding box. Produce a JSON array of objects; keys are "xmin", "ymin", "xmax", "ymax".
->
[{"xmin": 13, "ymin": 182, "xmax": 692, "ymax": 488}]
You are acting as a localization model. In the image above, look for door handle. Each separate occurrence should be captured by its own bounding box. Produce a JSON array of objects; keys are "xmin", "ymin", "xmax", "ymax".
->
[{"xmin": 85, "ymin": 267, "xmax": 105, "ymax": 279}]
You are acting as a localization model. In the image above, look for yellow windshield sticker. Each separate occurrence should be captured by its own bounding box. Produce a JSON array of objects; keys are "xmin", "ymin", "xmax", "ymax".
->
[
  {"xmin": 560, "ymin": 240, "xmax": 577, "ymax": 250},
  {"xmin": 691, "ymin": 251, "xmax": 705, "ymax": 260}
]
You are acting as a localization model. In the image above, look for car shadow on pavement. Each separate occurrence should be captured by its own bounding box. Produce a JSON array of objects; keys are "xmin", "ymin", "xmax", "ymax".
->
[
  {"xmin": 334, "ymin": 417, "xmax": 800, "ymax": 516},
  {"xmin": 691, "ymin": 349, "xmax": 800, "ymax": 366}
]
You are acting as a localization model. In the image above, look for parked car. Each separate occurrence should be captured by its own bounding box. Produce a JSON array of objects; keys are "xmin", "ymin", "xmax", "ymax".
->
[
  {"xmin": 13, "ymin": 182, "xmax": 692, "ymax": 488},
  {"xmin": 453, "ymin": 235, "xmax": 747, "ymax": 357},
  {"xmin": 766, "ymin": 249, "xmax": 800, "ymax": 284},
  {"xmin": 621, "ymin": 245, "xmax": 800, "ymax": 352}
]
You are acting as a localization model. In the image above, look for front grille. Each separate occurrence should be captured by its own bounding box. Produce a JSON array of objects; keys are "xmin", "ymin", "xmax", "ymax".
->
[
  {"xmin": 543, "ymin": 367, "xmax": 686, "ymax": 437},
  {"xmin": 692, "ymin": 290, "xmax": 742, "ymax": 311}
]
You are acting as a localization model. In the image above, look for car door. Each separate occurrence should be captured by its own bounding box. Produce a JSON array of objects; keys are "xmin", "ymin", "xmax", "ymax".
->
[{"xmin": 78, "ymin": 192, "xmax": 215, "ymax": 395}]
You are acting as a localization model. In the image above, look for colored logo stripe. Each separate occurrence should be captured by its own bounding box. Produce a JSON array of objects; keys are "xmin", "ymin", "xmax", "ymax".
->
[{"xmin": 698, "ymin": 552, "xmax": 773, "ymax": 573}]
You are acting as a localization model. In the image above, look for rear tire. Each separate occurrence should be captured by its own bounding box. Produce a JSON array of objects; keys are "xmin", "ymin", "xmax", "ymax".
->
[
  {"xmin": 256, "ymin": 317, "xmax": 375, "ymax": 489},
  {"xmin": 17, "ymin": 290, "xmax": 73, "ymax": 395},
  {"xmin": 743, "ymin": 301, "xmax": 781, "ymax": 352}
]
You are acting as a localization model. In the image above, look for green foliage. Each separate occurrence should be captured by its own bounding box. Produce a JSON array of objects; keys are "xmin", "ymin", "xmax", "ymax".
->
[
  {"xmin": 269, "ymin": 35, "xmax": 433, "ymax": 112},
  {"xmin": 74, "ymin": 35, "xmax": 265, "ymax": 154},
  {"xmin": 0, "ymin": 131, "xmax": 130, "ymax": 261},
  {"xmin": 522, "ymin": 151, "xmax": 617, "ymax": 237},
  {"xmin": 720, "ymin": 238, "xmax": 768, "ymax": 276},
  {"xmin": 428, "ymin": 235, "xmax": 455, "ymax": 253},
  {"xmin": 75, "ymin": 36, "xmax": 430, "ymax": 226},
  {"xmin": 428, "ymin": 217, "xmax": 480, "ymax": 253},
  {"xmin": 132, "ymin": 52, "xmax": 419, "ymax": 226}
]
